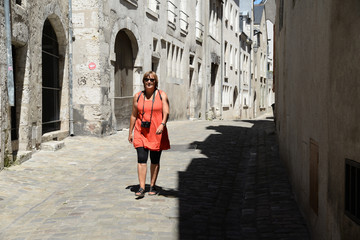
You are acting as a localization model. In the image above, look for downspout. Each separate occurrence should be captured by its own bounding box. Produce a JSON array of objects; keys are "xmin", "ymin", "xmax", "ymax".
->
[
  {"xmin": 4, "ymin": 0, "xmax": 14, "ymax": 107},
  {"xmin": 220, "ymin": 0, "xmax": 224, "ymax": 118},
  {"xmin": 249, "ymin": 4, "xmax": 253, "ymax": 110},
  {"xmin": 68, "ymin": 0, "xmax": 74, "ymax": 136}
]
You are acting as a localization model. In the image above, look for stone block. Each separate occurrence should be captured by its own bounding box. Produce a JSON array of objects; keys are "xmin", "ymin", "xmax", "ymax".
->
[
  {"xmin": 41, "ymin": 141, "xmax": 65, "ymax": 151},
  {"xmin": 14, "ymin": 151, "xmax": 32, "ymax": 164}
]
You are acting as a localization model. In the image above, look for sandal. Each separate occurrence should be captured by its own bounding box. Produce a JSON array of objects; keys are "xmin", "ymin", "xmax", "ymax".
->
[
  {"xmin": 135, "ymin": 187, "xmax": 145, "ymax": 197},
  {"xmin": 148, "ymin": 186, "xmax": 158, "ymax": 196}
]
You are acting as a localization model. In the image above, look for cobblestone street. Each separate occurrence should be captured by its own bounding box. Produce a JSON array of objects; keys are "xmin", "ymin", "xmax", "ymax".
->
[{"xmin": 0, "ymin": 116, "xmax": 309, "ymax": 240}]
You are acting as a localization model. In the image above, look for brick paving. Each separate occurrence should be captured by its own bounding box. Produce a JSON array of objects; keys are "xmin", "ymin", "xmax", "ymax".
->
[{"xmin": 0, "ymin": 116, "xmax": 309, "ymax": 240}]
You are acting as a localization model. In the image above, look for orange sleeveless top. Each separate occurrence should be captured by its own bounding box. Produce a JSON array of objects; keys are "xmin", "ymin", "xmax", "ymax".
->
[{"xmin": 133, "ymin": 90, "xmax": 170, "ymax": 151}]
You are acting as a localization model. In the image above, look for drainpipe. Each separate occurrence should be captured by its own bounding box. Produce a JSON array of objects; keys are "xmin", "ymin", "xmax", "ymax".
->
[
  {"xmin": 249, "ymin": 4, "xmax": 253, "ymax": 109},
  {"xmin": 4, "ymin": 0, "xmax": 14, "ymax": 107},
  {"xmin": 220, "ymin": 0, "xmax": 224, "ymax": 119},
  {"xmin": 68, "ymin": 0, "xmax": 74, "ymax": 136}
]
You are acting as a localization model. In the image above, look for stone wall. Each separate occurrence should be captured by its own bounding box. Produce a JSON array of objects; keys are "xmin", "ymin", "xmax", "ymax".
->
[
  {"xmin": 0, "ymin": 1, "xmax": 69, "ymax": 168},
  {"xmin": 0, "ymin": 5, "xmax": 6, "ymax": 168},
  {"xmin": 275, "ymin": 0, "xmax": 360, "ymax": 238},
  {"xmin": 72, "ymin": 0, "xmax": 206, "ymax": 134}
]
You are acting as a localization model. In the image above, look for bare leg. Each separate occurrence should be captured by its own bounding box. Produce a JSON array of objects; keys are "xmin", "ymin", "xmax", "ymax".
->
[{"xmin": 137, "ymin": 163, "xmax": 147, "ymax": 190}]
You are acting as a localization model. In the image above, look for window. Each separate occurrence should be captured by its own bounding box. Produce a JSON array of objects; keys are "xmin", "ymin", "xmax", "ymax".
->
[
  {"xmin": 148, "ymin": 0, "xmax": 159, "ymax": 13},
  {"xmin": 147, "ymin": 0, "xmax": 160, "ymax": 17},
  {"xmin": 124, "ymin": 0, "xmax": 138, "ymax": 7},
  {"xmin": 229, "ymin": 4, "xmax": 233, "ymax": 29},
  {"xmin": 167, "ymin": 0, "xmax": 177, "ymax": 29},
  {"xmin": 229, "ymin": 45, "xmax": 233, "ymax": 68},
  {"xmin": 345, "ymin": 159, "xmax": 360, "ymax": 224},
  {"xmin": 235, "ymin": 48, "xmax": 238, "ymax": 71},
  {"xmin": 195, "ymin": 0, "xmax": 204, "ymax": 42},
  {"xmin": 179, "ymin": 10, "xmax": 189, "ymax": 34},
  {"xmin": 167, "ymin": 42, "xmax": 172, "ymax": 76}
]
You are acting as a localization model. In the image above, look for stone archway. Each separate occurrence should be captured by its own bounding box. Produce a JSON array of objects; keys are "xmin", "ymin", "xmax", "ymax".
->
[
  {"xmin": 41, "ymin": 14, "xmax": 67, "ymax": 135},
  {"xmin": 42, "ymin": 18, "xmax": 61, "ymax": 134},
  {"xmin": 113, "ymin": 29, "xmax": 139, "ymax": 130},
  {"xmin": 109, "ymin": 17, "xmax": 142, "ymax": 130}
]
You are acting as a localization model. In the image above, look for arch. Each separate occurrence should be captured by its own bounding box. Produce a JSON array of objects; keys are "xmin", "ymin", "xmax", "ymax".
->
[
  {"xmin": 109, "ymin": 18, "xmax": 142, "ymax": 130},
  {"xmin": 42, "ymin": 18, "xmax": 61, "ymax": 134},
  {"xmin": 41, "ymin": 14, "xmax": 68, "ymax": 134},
  {"xmin": 109, "ymin": 17, "xmax": 141, "ymax": 69},
  {"xmin": 114, "ymin": 30, "xmax": 135, "ymax": 97}
]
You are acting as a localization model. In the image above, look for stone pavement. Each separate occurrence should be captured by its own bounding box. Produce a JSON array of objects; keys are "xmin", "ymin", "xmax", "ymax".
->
[{"xmin": 0, "ymin": 117, "xmax": 310, "ymax": 240}]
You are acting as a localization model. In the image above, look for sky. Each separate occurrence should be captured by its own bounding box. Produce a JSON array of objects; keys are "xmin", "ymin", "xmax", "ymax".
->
[{"xmin": 254, "ymin": 0, "xmax": 262, "ymax": 4}]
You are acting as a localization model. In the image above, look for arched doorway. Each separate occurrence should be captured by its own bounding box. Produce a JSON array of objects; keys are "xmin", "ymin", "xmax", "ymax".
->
[
  {"xmin": 114, "ymin": 29, "xmax": 138, "ymax": 130},
  {"xmin": 42, "ymin": 19, "xmax": 61, "ymax": 134}
]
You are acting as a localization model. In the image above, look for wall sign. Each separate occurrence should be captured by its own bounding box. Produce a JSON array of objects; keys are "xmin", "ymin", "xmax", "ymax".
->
[{"xmin": 88, "ymin": 62, "xmax": 96, "ymax": 70}]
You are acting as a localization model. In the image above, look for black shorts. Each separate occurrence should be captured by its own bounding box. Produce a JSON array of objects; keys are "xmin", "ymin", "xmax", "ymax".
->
[{"xmin": 136, "ymin": 147, "xmax": 162, "ymax": 164}]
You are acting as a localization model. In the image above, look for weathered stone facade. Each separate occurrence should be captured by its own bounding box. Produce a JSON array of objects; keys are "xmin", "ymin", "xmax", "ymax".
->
[
  {"xmin": 1, "ymin": 0, "xmax": 274, "ymax": 169},
  {"xmin": 71, "ymin": 0, "xmax": 213, "ymax": 134},
  {"xmin": 0, "ymin": 0, "xmax": 70, "ymax": 168}
]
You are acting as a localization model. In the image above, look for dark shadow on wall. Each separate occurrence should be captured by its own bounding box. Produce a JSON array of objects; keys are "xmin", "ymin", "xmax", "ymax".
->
[{"xmin": 178, "ymin": 120, "xmax": 310, "ymax": 239}]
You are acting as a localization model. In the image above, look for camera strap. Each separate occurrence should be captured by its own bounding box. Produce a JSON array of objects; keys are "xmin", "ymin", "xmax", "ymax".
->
[{"xmin": 141, "ymin": 90, "xmax": 157, "ymax": 123}]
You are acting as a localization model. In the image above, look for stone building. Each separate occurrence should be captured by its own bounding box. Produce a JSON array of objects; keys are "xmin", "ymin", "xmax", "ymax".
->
[
  {"xmin": 1, "ymin": 0, "xmax": 273, "ymax": 169},
  {"xmin": 275, "ymin": 0, "xmax": 360, "ymax": 239},
  {"xmin": 221, "ymin": 0, "xmax": 241, "ymax": 119},
  {"xmin": 0, "ymin": 0, "xmax": 223, "ymax": 168},
  {"xmin": 71, "ymin": 0, "xmax": 222, "ymax": 134},
  {"xmin": 239, "ymin": 0, "xmax": 254, "ymax": 119},
  {"xmin": 253, "ymin": 3, "xmax": 269, "ymax": 117},
  {"xmin": 0, "ymin": 0, "xmax": 70, "ymax": 168}
]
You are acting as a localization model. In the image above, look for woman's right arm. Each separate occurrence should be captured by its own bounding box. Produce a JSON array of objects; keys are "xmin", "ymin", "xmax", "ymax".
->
[{"xmin": 128, "ymin": 93, "xmax": 139, "ymax": 143}]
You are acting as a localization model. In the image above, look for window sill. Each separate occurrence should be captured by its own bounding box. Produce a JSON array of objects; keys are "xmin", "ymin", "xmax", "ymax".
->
[
  {"xmin": 146, "ymin": 8, "xmax": 159, "ymax": 19},
  {"xmin": 124, "ymin": 0, "xmax": 138, "ymax": 7}
]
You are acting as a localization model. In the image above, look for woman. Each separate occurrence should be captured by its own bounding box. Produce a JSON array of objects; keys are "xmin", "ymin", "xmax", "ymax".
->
[{"xmin": 128, "ymin": 71, "xmax": 170, "ymax": 197}]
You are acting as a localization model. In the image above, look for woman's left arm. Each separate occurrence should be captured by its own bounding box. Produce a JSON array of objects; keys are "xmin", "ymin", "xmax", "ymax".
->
[{"xmin": 156, "ymin": 91, "xmax": 170, "ymax": 134}]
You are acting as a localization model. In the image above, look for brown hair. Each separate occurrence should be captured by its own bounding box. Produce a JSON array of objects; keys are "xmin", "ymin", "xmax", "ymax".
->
[{"xmin": 142, "ymin": 71, "xmax": 159, "ymax": 89}]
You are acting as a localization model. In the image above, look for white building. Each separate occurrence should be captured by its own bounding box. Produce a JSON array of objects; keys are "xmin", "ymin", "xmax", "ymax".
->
[
  {"xmin": 253, "ymin": 3, "xmax": 269, "ymax": 117},
  {"xmin": 222, "ymin": 0, "xmax": 241, "ymax": 119},
  {"xmin": 239, "ymin": 0, "xmax": 254, "ymax": 118}
]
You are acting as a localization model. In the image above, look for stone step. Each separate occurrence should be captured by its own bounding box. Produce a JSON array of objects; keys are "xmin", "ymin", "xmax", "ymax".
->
[
  {"xmin": 14, "ymin": 151, "xmax": 32, "ymax": 164},
  {"xmin": 41, "ymin": 141, "xmax": 65, "ymax": 151}
]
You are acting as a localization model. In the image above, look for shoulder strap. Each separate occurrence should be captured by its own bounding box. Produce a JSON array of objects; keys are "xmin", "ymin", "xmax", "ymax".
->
[
  {"xmin": 137, "ymin": 91, "xmax": 144, "ymax": 102},
  {"xmin": 158, "ymin": 89, "xmax": 163, "ymax": 101},
  {"xmin": 138, "ymin": 90, "xmax": 162, "ymax": 102}
]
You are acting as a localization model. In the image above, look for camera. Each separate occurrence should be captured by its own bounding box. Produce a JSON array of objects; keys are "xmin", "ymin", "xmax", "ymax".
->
[{"xmin": 141, "ymin": 121, "xmax": 151, "ymax": 128}]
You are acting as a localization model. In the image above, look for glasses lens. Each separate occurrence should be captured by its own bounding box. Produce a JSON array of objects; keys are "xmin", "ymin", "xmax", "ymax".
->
[{"xmin": 145, "ymin": 78, "xmax": 155, "ymax": 82}]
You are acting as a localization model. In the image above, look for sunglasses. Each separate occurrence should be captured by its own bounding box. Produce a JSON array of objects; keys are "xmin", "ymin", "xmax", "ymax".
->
[{"xmin": 144, "ymin": 78, "xmax": 155, "ymax": 82}]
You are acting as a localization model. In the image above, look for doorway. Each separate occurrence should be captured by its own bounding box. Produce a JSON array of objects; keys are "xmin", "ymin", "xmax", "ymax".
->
[
  {"xmin": 42, "ymin": 19, "xmax": 61, "ymax": 134},
  {"xmin": 114, "ymin": 29, "xmax": 137, "ymax": 130}
]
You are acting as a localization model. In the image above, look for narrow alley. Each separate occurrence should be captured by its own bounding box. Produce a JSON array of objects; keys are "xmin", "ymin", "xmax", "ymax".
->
[{"xmin": 0, "ymin": 117, "xmax": 309, "ymax": 240}]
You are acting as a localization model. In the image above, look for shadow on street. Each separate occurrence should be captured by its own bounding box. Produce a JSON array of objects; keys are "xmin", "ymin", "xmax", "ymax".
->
[{"xmin": 177, "ymin": 120, "xmax": 310, "ymax": 239}]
